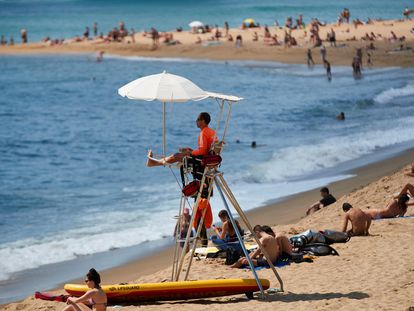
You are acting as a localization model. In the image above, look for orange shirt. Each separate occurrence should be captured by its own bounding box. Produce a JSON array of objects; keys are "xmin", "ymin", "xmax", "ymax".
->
[{"xmin": 191, "ymin": 126, "xmax": 218, "ymax": 156}]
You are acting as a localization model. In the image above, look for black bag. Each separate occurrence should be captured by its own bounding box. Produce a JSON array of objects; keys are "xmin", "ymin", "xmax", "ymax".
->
[
  {"xmin": 225, "ymin": 247, "xmax": 242, "ymax": 265},
  {"xmin": 321, "ymin": 230, "xmax": 350, "ymax": 244},
  {"xmin": 301, "ymin": 243, "xmax": 339, "ymax": 256}
]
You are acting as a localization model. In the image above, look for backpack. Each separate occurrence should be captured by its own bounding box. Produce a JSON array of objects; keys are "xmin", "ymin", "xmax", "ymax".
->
[
  {"xmin": 321, "ymin": 230, "xmax": 350, "ymax": 244},
  {"xmin": 225, "ymin": 247, "xmax": 242, "ymax": 265}
]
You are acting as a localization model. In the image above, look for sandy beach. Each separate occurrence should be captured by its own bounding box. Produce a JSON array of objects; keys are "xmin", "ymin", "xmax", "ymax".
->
[
  {"xmin": 2, "ymin": 148, "xmax": 413, "ymax": 310},
  {"xmin": 1, "ymin": 7, "xmax": 414, "ymax": 310},
  {"xmin": 1, "ymin": 19, "xmax": 414, "ymax": 67}
]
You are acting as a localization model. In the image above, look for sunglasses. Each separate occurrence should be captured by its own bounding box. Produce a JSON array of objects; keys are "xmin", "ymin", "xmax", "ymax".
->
[{"xmin": 84, "ymin": 279, "xmax": 90, "ymax": 283}]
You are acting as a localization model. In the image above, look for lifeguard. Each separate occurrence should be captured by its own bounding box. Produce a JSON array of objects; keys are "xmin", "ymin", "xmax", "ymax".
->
[{"xmin": 147, "ymin": 112, "xmax": 217, "ymax": 167}]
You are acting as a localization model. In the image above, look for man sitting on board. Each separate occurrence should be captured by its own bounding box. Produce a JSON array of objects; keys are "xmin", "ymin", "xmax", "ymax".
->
[
  {"xmin": 341, "ymin": 203, "xmax": 371, "ymax": 236},
  {"xmin": 146, "ymin": 112, "xmax": 218, "ymax": 167}
]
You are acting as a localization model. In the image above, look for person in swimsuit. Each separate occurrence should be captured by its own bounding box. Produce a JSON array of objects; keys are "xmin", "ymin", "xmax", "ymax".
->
[
  {"xmin": 63, "ymin": 268, "xmax": 107, "ymax": 311},
  {"xmin": 365, "ymin": 194, "xmax": 412, "ymax": 220},
  {"xmin": 211, "ymin": 210, "xmax": 243, "ymax": 251},
  {"xmin": 146, "ymin": 112, "xmax": 217, "ymax": 167}
]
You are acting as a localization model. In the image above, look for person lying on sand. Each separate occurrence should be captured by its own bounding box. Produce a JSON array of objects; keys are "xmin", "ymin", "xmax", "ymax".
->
[
  {"xmin": 306, "ymin": 187, "xmax": 337, "ymax": 215},
  {"xmin": 341, "ymin": 203, "xmax": 371, "ymax": 236},
  {"xmin": 365, "ymin": 194, "xmax": 412, "ymax": 219},
  {"xmin": 146, "ymin": 112, "xmax": 217, "ymax": 167},
  {"xmin": 63, "ymin": 268, "xmax": 107, "ymax": 311},
  {"xmin": 230, "ymin": 225, "xmax": 291, "ymax": 268}
]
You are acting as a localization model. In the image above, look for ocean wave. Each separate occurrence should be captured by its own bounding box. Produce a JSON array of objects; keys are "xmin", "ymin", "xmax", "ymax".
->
[
  {"xmin": 245, "ymin": 121, "xmax": 414, "ymax": 183},
  {"xmin": 0, "ymin": 208, "xmax": 176, "ymax": 281},
  {"xmin": 374, "ymin": 83, "xmax": 414, "ymax": 104}
]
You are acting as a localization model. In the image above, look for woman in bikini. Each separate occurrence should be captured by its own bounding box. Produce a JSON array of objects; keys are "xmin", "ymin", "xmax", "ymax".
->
[
  {"xmin": 365, "ymin": 194, "xmax": 411, "ymax": 219},
  {"xmin": 211, "ymin": 210, "xmax": 243, "ymax": 251},
  {"xmin": 63, "ymin": 268, "xmax": 107, "ymax": 311}
]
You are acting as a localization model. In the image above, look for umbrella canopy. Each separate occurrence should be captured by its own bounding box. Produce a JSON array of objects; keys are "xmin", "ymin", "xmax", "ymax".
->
[
  {"xmin": 118, "ymin": 71, "xmax": 209, "ymax": 156},
  {"xmin": 243, "ymin": 18, "xmax": 255, "ymax": 25},
  {"xmin": 118, "ymin": 71, "xmax": 208, "ymax": 102},
  {"xmin": 189, "ymin": 21, "xmax": 204, "ymax": 28}
]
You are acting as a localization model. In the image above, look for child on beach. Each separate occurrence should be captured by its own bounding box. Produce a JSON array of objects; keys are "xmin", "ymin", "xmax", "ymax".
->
[{"xmin": 63, "ymin": 268, "xmax": 107, "ymax": 311}]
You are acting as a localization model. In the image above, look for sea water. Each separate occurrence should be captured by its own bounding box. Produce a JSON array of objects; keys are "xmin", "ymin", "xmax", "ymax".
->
[
  {"xmin": 0, "ymin": 0, "xmax": 410, "ymax": 42},
  {"xmin": 1, "ymin": 54, "xmax": 414, "ymax": 303}
]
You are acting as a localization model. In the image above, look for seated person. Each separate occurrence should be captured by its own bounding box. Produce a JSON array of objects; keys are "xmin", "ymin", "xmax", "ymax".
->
[
  {"xmin": 365, "ymin": 194, "xmax": 412, "ymax": 219},
  {"xmin": 306, "ymin": 187, "xmax": 337, "ymax": 215},
  {"xmin": 341, "ymin": 203, "xmax": 371, "ymax": 236},
  {"xmin": 211, "ymin": 210, "xmax": 243, "ymax": 251},
  {"xmin": 63, "ymin": 268, "xmax": 107, "ymax": 311},
  {"xmin": 231, "ymin": 225, "xmax": 289, "ymax": 268},
  {"xmin": 174, "ymin": 208, "xmax": 192, "ymax": 252},
  {"xmin": 261, "ymin": 225, "xmax": 293, "ymax": 256},
  {"xmin": 147, "ymin": 112, "xmax": 217, "ymax": 167}
]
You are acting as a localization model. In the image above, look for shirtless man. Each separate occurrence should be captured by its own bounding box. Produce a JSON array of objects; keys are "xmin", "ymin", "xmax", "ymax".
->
[
  {"xmin": 231, "ymin": 225, "xmax": 289, "ymax": 268},
  {"xmin": 365, "ymin": 194, "xmax": 412, "ymax": 220},
  {"xmin": 341, "ymin": 203, "xmax": 371, "ymax": 236},
  {"xmin": 146, "ymin": 112, "xmax": 217, "ymax": 167}
]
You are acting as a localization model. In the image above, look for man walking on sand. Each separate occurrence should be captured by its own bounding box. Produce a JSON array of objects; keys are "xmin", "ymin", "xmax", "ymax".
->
[{"xmin": 341, "ymin": 203, "xmax": 371, "ymax": 236}]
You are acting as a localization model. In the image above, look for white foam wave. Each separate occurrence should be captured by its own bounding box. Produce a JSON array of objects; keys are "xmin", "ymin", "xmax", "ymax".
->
[
  {"xmin": 247, "ymin": 121, "xmax": 414, "ymax": 183},
  {"xmin": 374, "ymin": 83, "xmax": 414, "ymax": 104},
  {"xmin": 0, "ymin": 207, "xmax": 176, "ymax": 281}
]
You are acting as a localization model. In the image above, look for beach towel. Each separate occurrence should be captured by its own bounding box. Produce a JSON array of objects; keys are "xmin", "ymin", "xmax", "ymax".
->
[{"xmin": 374, "ymin": 215, "xmax": 414, "ymax": 221}]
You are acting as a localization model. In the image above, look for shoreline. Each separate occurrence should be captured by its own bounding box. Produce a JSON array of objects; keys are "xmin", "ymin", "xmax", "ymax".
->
[
  {"xmin": 1, "ymin": 145, "xmax": 410, "ymax": 306},
  {"xmin": 1, "ymin": 19, "xmax": 414, "ymax": 68}
]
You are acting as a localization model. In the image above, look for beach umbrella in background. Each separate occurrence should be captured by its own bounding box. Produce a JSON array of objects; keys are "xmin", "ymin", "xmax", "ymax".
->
[
  {"xmin": 188, "ymin": 21, "xmax": 204, "ymax": 28},
  {"xmin": 118, "ymin": 71, "xmax": 209, "ymax": 156},
  {"xmin": 243, "ymin": 18, "xmax": 255, "ymax": 25}
]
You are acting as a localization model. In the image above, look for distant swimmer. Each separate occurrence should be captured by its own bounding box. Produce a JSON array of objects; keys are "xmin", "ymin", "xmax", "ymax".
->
[
  {"xmin": 336, "ymin": 112, "xmax": 345, "ymax": 120},
  {"xmin": 96, "ymin": 51, "xmax": 104, "ymax": 62},
  {"xmin": 251, "ymin": 141, "xmax": 257, "ymax": 148}
]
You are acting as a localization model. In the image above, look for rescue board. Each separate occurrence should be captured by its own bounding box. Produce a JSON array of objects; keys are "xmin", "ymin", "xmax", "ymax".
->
[{"xmin": 64, "ymin": 278, "xmax": 270, "ymax": 302}]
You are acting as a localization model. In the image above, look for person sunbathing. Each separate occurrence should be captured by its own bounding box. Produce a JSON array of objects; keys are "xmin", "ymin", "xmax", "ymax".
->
[
  {"xmin": 231, "ymin": 225, "xmax": 290, "ymax": 268},
  {"xmin": 63, "ymin": 268, "xmax": 107, "ymax": 311},
  {"xmin": 146, "ymin": 112, "xmax": 217, "ymax": 167},
  {"xmin": 341, "ymin": 203, "xmax": 371, "ymax": 236},
  {"xmin": 365, "ymin": 194, "xmax": 412, "ymax": 220}
]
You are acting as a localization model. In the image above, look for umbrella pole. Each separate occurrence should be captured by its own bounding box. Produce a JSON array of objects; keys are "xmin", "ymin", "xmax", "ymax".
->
[{"xmin": 163, "ymin": 102, "xmax": 166, "ymax": 157}]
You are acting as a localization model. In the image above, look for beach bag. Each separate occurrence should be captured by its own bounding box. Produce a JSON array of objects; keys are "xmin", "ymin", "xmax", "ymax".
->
[
  {"xmin": 290, "ymin": 229, "xmax": 326, "ymax": 247},
  {"xmin": 225, "ymin": 247, "xmax": 242, "ymax": 265},
  {"xmin": 321, "ymin": 230, "xmax": 350, "ymax": 244},
  {"xmin": 202, "ymin": 154, "xmax": 222, "ymax": 167},
  {"xmin": 182, "ymin": 180, "xmax": 200, "ymax": 197},
  {"xmin": 301, "ymin": 243, "xmax": 339, "ymax": 256}
]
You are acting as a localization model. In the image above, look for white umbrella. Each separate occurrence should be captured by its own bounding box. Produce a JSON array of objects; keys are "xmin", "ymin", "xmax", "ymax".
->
[
  {"xmin": 188, "ymin": 21, "xmax": 204, "ymax": 28},
  {"xmin": 118, "ymin": 71, "xmax": 209, "ymax": 156}
]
